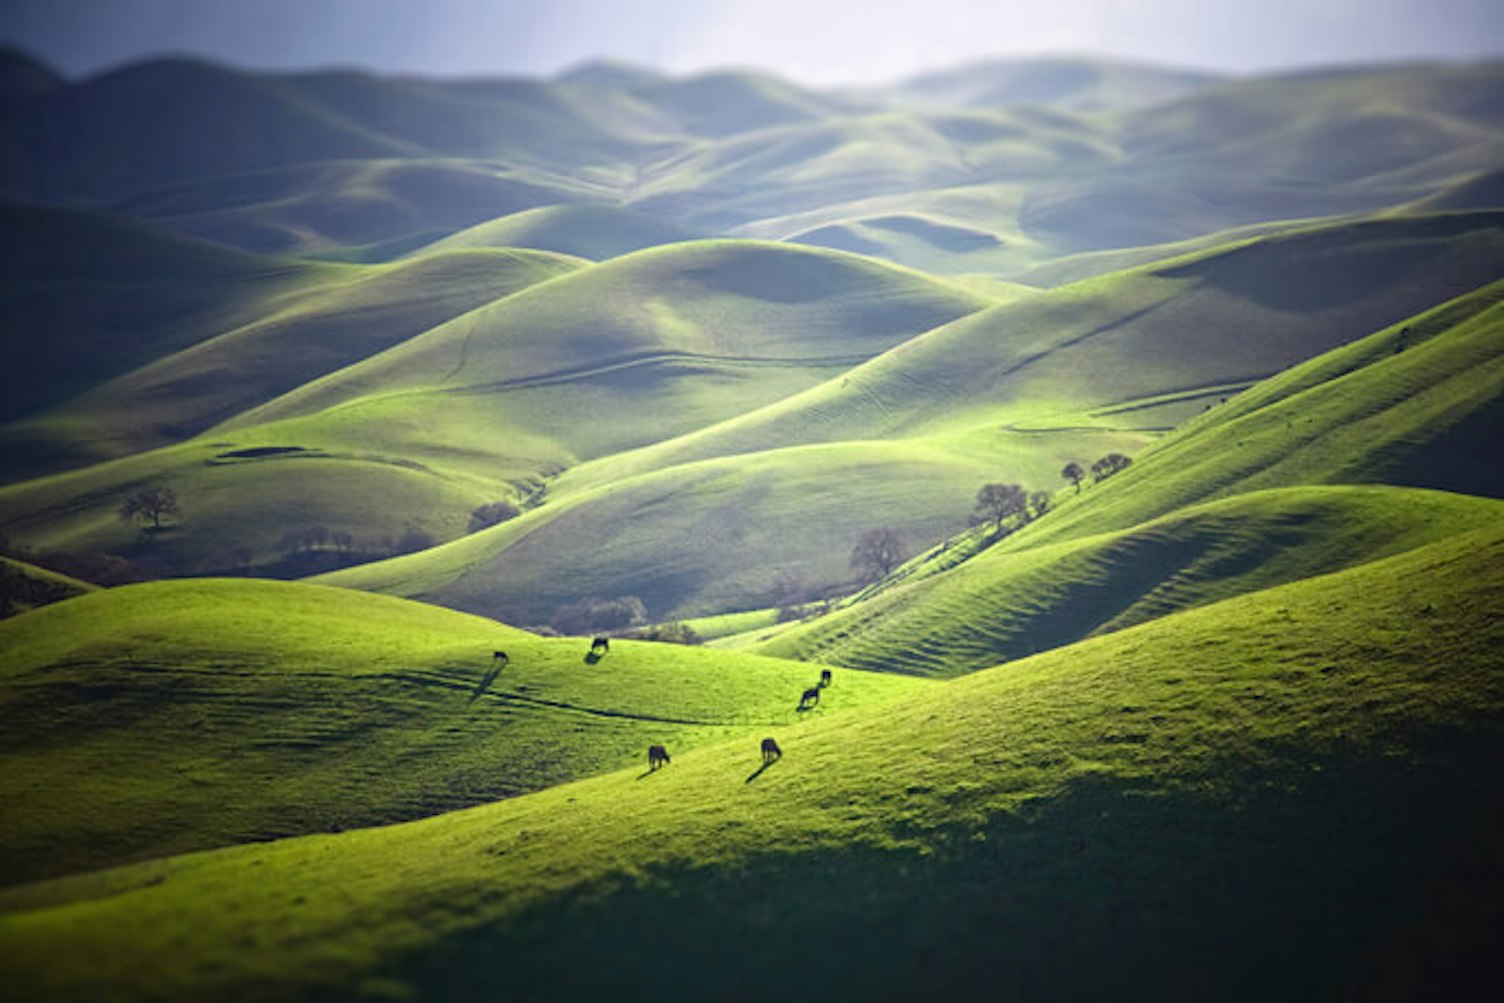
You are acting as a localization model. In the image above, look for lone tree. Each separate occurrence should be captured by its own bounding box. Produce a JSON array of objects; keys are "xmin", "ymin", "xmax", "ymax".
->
[
  {"xmin": 850, "ymin": 526, "xmax": 906, "ymax": 584},
  {"xmin": 118, "ymin": 486, "xmax": 179, "ymax": 530},
  {"xmin": 1061, "ymin": 461, "xmax": 1085, "ymax": 494},
  {"xmin": 1028, "ymin": 491, "xmax": 1051, "ymax": 520},
  {"xmin": 1091, "ymin": 453, "xmax": 1133, "ymax": 482},
  {"xmin": 970, "ymin": 483, "xmax": 1028, "ymax": 539}
]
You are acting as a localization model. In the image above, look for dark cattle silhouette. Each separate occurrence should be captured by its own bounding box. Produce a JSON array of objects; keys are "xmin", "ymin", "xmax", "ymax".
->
[
  {"xmin": 492, "ymin": 650, "xmax": 509, "ymax": 665},
  {"xmin": 798, "ymin": 686, "xmax": 821, "ymax": 710},
  {"xmin": 648, "ymin": 744, "xmax": 671, "ymax": 770},
  {"xmin": 591, "ymin": 636, "xmax": 610, "ymax": 656},
  {"xmin": 820, "ymin": 668, "xmax": 832, "ymax": 687},
  {"xmin": 761, "ymin": 737, "xmax": 782, "ymax": 763}
]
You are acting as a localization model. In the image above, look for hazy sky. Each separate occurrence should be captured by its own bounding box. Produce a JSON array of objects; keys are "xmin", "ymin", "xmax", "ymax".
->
[{"xmin": 3, "ymin": 0, "xmax": 1502, "ymax": 84}]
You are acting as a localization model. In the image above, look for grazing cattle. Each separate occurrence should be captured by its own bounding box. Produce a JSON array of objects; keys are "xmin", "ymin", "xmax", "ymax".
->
[
  {"xmin": 492, "ymin": 651, "xmax": 509, "ymax": 666},
  {"xmin": 648, "ymin": 744, "xmax": 671, "ymax": 770},
  {"xmin": 819, "ymin": 668, "xmax": 832, "ymax": 688},
  {"xmin": 798, "ymin": 686, "xmax": 821, "ymax": 710},
  {"xmin": 591, "ymin": 636, "xmax": 610, "ymax": 656},
  {"xmin": 761, "ymin": 737, "xmax": 782, "ymax": 763}
]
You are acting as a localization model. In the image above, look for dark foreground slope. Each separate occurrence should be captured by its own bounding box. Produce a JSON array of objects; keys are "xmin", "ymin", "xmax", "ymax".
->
[{"xmin": 2, "ymin": 524, "xmax": 1500, "ymax": 1001}]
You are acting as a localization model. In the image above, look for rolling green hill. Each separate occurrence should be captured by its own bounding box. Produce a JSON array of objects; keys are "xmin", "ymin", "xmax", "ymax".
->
[
  {"xmin": 3, "ymin": 522, "xmax": 1499, "ymax": 1001},
  {"xmin": 413, "ymin": 202, "xmax": 703, "ymax": 260},
  {"xmin": 741, "ymin": 275, "xmax": 1504, "ymax": 670},
  {"xmin": 549, "ymin": 211, "xmax": 1504, "ymax": 493},
  {"xmin": 0, "ymin": 246, "xmax": 585, "ymax": 473},
  {"xmin": 117, "ymin": 159, "xmax": 606, "ymax": 258},
  {"xmin": 297, "ymin": 212, "xmax": 1503, "ymax": 625},
  {"xmin": 750, "ymin": 485, "xmax": 1502, "ymax": 676},
  {"xmin": 0, "ymin": 555, "xmax": 94, "ymax": 619},
  {"xmin": 0, "ymin": 201, "xmax": 323, "ymax": 428},
  {"xmin": 892, "ymin": 55, "xmax": 1219, "ymax": 113},
  {"xmin": 2, "ymin": 46, "xmax": 1502, "ymax": 1002},
  {"xmin": 0, "ymin": 577, "xmax": 927, "ymax": 887}
]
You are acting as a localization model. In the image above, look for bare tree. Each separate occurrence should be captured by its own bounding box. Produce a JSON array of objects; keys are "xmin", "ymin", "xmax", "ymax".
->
[
  {"xmin": 970, "ymin": 483, "xmax": 1027, "ymax": 538},
  {"xmin": 850, "ymin": 527, "xmax": 907, "ymax": 584},
  {"xmin": 1028, "ymin": 491, "xmax": 1051, "ymax": 520},
  {"xmin": 117, "ymin": 487, "xmax": 179, "ymax": 531},
  {"xmin": 1061, "ymin": 462, "xmax": 1085, "ymax": 494}
]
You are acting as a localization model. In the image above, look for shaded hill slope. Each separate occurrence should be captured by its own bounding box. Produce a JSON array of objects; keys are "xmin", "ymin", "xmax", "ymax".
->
[
  {"xmin": 0, "ymin": 201, "xmax": 320, "ymax": 427},
  {"xmin": 745, "ymin": 276, "xmax": 1504, "ymax": 671},
  {"xmin": 0, "ymin": 247, "xmax": 585, "ymax": 474},
  {"xmin": 752, "ymin": 485, "xmax": 1501, "ymax": 676},
  {"xmin": 413, "ymin": 202, "xmax": 702, "ymax": 260},
  {"xmin": 218, "ymin": 239, "xmax": 993, "ymax": 472},
  {"xmin": 1018, "ymin": 274, "xmax": 1504, "ymax": 551},
  {"xmin": 117, "ymin": 159, "xmax": 605, "ymax": 258},
  {"xmin": 551, "ymin": 211, "xmax": 1504, "ymax": 494},
  {"xmin": 893, "ymin": 55, "xmax": 1220, "ymax": 113},
  {"xmin": 0, "ymin": 578, "xmax": 926, "ymax": 887},
  {"xmin": 0, "ymin": 555, "xmax": 93, "ymax": 619},
  {"xmin": 3, "ymin": 522, "xmax": 1500, "ymax": 1001}
]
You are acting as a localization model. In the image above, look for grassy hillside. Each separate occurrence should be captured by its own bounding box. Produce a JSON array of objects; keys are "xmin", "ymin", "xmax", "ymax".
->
[
  {"xmin": 0, "ymin": 555, "xmax": 93, "ymax": 619},
  {"xmin": 297, "ymin": 212, "xmax": 1503, "ymax": 624},
  {"xmin": 1016, "ymin": 275, "xmax": 1504, "ymax": 550},
  {"xmin": 315, "ymin": 439, "xmax": 1031, "ymax": 623},
  {"xmin": 1, "ymin": 247, "xmax": 584, "ymax": 472},
  {"xmin": 119, "ymin": 159, "xmax": 606, "ymax": 258},
  {"xmin": 22, "ymin": 58, "xmax": 681, "ymax": 203},
  {"xmin": 0, "ymin": 577, "xmax": 927, "ymax": 887},
  {"xmin": 0, "ymin": 201, "xmax": 322, "ymax": 428},
  {"xmin": 3, "ymin": 522, "xmax": 1499, "ymax": 1001},
  {"xmin": 740, "ymin": 274, "xmax": 1504, "ymax": 670},
  {"xmin": 414, "ymin": 202, "xmax": 702, "ymax": 260},
  {"xmin": 551, "ymin": 211, "xmax": 1504, "ymax": 493},
  {"xmin": 893, "ymin": 55, "xmax": 1219, "ymax": 113},
  {"xmin": 751, "ymin": 485, "xmax": 1501, "ymax": 676}
]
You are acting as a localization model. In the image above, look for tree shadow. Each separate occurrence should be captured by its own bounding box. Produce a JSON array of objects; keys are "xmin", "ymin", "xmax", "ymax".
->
[{"xmin": 468, "ymin": 665, "xmax": 501, "ymax": 703}]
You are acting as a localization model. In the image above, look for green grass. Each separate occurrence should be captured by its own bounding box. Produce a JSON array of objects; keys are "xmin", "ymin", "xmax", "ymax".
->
[
  {"xmin": 751, "ymin": 484, "xmax": 1502, "ymax": 676},
  {"xmin": 2, "ymin": 247, "xmax": 584, "ymax": 471},
  {"xmin": 3, "ymin": 522, "xmax": 1499, "ymax": 1001},
  {"xmin": 0, "ymin": 555, "xmax": 95, "ymax": 618},
  {"xmin": 1014, "ymin": 276, "xmax": 1504, "ymax": 551},
  {"xmin": 0, "ymin": 201, "xmax": 323, "ymax": 432},
  {"xmin": 413, "ymin": 202, "xmax": 702, "ymax": 260},
  {"xmin": 0, "ymin": 238, "xmax": 989, "ymax": 578},
  {"xmin": 0, "ymin": 577, "xmax": 928, "ymax": 887}
]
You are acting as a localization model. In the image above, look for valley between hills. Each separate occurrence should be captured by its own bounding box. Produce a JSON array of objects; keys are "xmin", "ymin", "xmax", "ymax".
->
[{"xmin": 0, "ymin": 46, "xmax": 1501, "ymax": 1001}]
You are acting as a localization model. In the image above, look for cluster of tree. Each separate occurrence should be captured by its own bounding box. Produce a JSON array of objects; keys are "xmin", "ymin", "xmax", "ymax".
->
[
  {"xmin": 850, "ymin": 526, "xmax": 908, "ymax": 585},
  {"xmin": 969, "ymin": 483, "xmax": 1050, "ymax": 540},
  {"xmin": 277, "ymin": 526, "xmax": 355, "ymax": 557},
  {"xmin": 272, "ymin": 523, "xmax": 435, "ymax": 568},
  {"xmin": 626, "ymin": 621, "xmax": 704, "ymax": 645},
  {"xmin": 468, "ymin": 500, "xmax": 521, "ymax": 534},
  {"xmin": 549, "ymin": 595, "xmax": 648, "ymax": 635},
  {"xmin": 1060, "ymin": 452, "xmax": 1133, "ymax": 493},
  {"xmin": 0, "ymin": 561, "xmax": 90, "ymax": 619},
  {"xmin": 117, "ymin": 487, "xmax": 179, "ymax": 531},
  {"xmin": 3, "ymin": 531, "xmax": 161, "ymax": 586}
]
